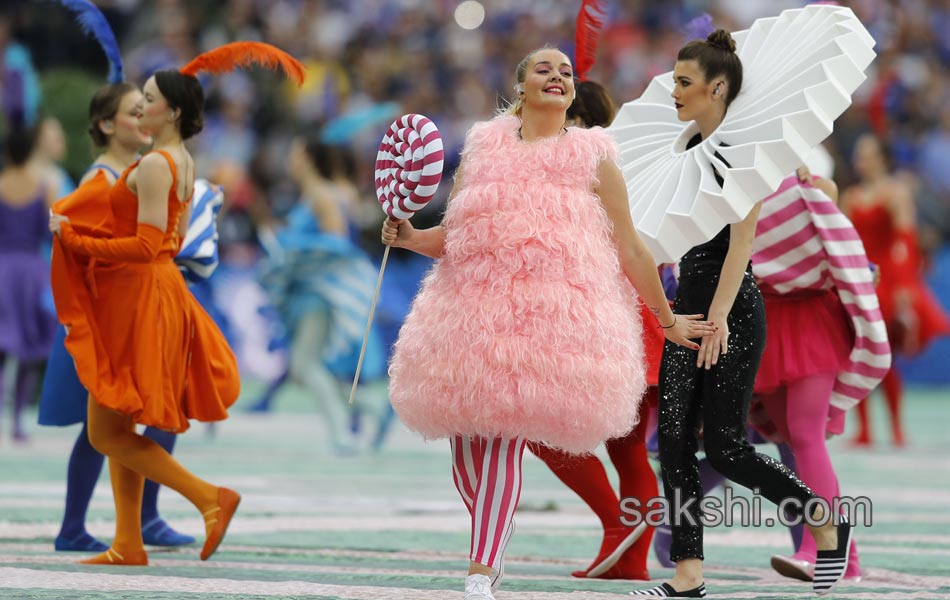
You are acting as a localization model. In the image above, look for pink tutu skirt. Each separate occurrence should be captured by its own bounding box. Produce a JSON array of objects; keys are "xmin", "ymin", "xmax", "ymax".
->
[{"xmin": 755, "ymin": 289, "xmax": 853, "ymax": 393}]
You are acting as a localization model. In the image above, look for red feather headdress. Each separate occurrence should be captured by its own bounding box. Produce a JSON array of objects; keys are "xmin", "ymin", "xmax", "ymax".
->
[
  {"xmin": 180, "ymin": 41, "xmax": 306, "ymax": 86},
  {"xmin": 574, "ymin": 0, "xmax": 607, "ymax": 81}
]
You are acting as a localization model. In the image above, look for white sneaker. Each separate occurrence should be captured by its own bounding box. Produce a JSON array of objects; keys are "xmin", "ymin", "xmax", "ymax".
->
[
  {"xmin": 465, "ymin": 574, "xmax": 496, "ymax": 599},
  {"xmin": 491, "ymin": 519, "xmax": 515, "ymax": 593}
]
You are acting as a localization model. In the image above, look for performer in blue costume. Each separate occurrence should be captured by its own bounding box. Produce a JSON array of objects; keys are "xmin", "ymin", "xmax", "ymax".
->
[{"xmin": 258, "ymin": 133, "xmax": 387, "ymax": 453}]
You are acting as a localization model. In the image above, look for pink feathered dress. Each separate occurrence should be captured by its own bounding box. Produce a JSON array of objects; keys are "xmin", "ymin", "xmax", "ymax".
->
[{"xmin": 389, "ymin": 115, "xmax": 646, "ymax": 453}]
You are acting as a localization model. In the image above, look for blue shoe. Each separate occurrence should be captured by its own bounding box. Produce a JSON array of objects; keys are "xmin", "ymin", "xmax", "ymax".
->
[
  {"xmin": 55, "ymin": 531, "xmax": 109, "ymax": 552},
  {"xmin": 141, "ymin": 517, "xmax": 196, "ymax": 547},
  {"xmin": 246, "ymin": 397, "xmax": 273, "ymax": 413}
]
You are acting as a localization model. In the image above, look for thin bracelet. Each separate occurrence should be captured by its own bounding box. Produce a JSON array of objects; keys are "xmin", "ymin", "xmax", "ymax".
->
[{"xmin": 659, "ymin": 315, "xmax": 677, "ymax": 329}]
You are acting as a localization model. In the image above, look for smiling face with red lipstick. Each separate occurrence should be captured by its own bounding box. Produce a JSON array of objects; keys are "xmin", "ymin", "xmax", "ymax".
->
[
  {"xmin": 520, "ymin": 48, "xmax": 576, "ymax": 112},
  {"xmin": 506, "ymin": 47, "xmax": 576, "ymax": 120}
]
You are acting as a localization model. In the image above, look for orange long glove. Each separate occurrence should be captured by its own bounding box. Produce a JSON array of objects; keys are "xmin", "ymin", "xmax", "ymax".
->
[{"xmin": 59, "ymin": 222, "xmax": 165, "ymax": 263}]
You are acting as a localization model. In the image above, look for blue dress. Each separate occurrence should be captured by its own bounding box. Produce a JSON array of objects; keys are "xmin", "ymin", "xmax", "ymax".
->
[{"xmin": 260, "ymin": 202, "xmax": 386, "ymax": 379}]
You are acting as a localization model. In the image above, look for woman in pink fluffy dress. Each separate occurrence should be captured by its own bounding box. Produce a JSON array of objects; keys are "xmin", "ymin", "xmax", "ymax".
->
[{"xmin": 382, "ymin": 47, "xmax": 716, "ymax": 600}]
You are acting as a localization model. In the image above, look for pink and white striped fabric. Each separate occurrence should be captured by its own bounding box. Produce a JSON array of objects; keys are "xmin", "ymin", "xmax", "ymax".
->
[
  {"xmin": 451, "ymin": 435, "xmax": 525, "ymax": 569},
  {"xmin": 752, "ymin": 176, "xmax": 892, "ymax": 411}
]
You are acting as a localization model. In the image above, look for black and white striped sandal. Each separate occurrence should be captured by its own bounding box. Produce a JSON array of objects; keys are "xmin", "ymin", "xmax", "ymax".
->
[
  {"xmin": 630, "ymin": 582, "xmax": 706, "ymax": 597},
  {"xmin": 813, "ymin": 513, "xmax": 853, "ymax": 595}
]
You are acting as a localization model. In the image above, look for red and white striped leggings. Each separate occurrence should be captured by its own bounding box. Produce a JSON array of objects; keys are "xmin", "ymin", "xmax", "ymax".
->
[{"xmin": 450, "ymin": 435, "xmax": 527, "ymax": 569}]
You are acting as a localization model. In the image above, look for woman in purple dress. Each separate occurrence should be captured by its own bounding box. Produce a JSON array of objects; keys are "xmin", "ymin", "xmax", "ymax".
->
[{"xmin": 0, "ymin": 118, "xmax": 57, "ymax": 441}]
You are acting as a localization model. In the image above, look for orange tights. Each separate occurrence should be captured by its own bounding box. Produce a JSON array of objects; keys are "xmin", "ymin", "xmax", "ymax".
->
[{"xmin": 86, "ymin": 396, "xmax": 218, "ymax": 553}]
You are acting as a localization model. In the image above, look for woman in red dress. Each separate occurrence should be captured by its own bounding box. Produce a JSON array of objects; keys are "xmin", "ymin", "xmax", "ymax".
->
[{"xmin": 841, "ymin": 133, "xmax": 950, "ymax": 447}]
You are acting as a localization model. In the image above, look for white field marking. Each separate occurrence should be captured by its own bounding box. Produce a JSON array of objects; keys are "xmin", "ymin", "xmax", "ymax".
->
[
  {"xmin": 0, "ymin": 566, "xmax": 625, "ymax": 599},
  {"xmin": 2, "ymin": 551, "xmax": 948, "ymax": 587},
  {"xmin": 0, "ymin": 563, "xmax": 947, "ymax": 599}
]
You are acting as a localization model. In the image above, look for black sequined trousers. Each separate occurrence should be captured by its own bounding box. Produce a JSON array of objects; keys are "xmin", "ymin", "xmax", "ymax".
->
[{"xmin": 658, "ymin": 269, "xmax": 817, "ymax": 562}]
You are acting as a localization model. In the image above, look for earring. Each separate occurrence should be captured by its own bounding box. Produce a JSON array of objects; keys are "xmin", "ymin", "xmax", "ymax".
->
[
  {"xmin": 714, "ymin": 84, "xmax": 722, "ymax": 97},
  {"xmin": 515, "ymin": 83, "xmax": 524, "ymax": 95}
]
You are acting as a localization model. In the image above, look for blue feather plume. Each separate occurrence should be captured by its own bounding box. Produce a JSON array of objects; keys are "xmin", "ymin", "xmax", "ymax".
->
[
  {"xmin": 57, "ymin": 0, "xmax": 124, "ymax": 83},
  {"xmin": 683, "ymin": 13, "xmax": 715, "ymax": 43}
]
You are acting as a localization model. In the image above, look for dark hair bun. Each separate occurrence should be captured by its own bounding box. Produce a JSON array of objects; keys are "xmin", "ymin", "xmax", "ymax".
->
[
  {"xmin": 706, "ymin": 29, "xmax": 737, "ymax": 53},
  {"xmin": 154, "ymin": 70, "xmax": 205, "ymax": 140}
]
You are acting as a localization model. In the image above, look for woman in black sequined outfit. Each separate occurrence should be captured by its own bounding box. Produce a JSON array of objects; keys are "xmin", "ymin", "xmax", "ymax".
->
[{"xmin": 632, "ymin": 30, "xmax": 852, "ymax": 599}]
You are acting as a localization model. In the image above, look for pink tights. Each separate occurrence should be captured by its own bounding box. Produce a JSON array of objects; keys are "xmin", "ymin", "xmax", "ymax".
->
[{"xmin": 759, "ymin": 373, "xmax": 860, "ymax": 577}]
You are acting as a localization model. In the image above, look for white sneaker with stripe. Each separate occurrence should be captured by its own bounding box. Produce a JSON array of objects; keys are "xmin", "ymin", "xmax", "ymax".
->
[
  {"xmin": 490, "ymin": 519, "xmax": 515, "ymax": 594},
  {"xmin": 464, "ymin": 573, "xmax": 496, "ymax": 599}
]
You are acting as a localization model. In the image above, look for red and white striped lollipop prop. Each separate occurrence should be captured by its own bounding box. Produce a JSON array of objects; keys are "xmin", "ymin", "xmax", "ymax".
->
[
  {"xmin": 350, "ymin": 114, "xmax": 444, "ymax": 404},
  {"xmin": 375, "ymin": 113, "xmax": 444, "ymax": 220}
]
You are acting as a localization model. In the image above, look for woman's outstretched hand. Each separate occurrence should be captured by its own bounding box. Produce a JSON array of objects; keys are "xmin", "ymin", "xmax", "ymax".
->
[{"xmin": 663, "ymin": 313, "xmax": 717, "ymax": 351}]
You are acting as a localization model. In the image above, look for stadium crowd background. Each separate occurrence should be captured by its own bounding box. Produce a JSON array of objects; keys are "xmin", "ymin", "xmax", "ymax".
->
[{"xmin": 2, "ymin": 0, "xmax": 949, "ymax": 384}]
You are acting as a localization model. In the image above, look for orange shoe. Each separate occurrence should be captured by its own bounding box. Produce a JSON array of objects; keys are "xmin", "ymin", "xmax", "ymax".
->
[
  {"xmin": 78, "ymin": 547, "xmax": 148, "ymax": 566},
  {"xmin": 200, "ymin": 487, "xmax": 241, "ymax": 561}
]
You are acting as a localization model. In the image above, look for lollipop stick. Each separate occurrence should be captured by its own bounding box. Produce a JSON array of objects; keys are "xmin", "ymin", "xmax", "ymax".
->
[{"xmin": 348, "ymin": 243, "xmax": 391, "ymax": 404}]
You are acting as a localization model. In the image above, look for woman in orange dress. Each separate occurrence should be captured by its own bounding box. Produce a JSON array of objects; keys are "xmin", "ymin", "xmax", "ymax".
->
[
  {"xmin": 841, "ymin": 133, "xmax": 950, "ymax": 447},
  {"xmin": 49, "ymin": 68, "xmax": 241, "ymax": 566},
  {"xmin": 40, "ymin": 80, "xmax": 196, "ymax": 552}
]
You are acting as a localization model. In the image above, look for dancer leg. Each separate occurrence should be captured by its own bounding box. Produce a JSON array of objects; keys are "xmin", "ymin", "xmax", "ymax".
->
[
  {"xmin": 80, "ymin": 457, "xmax": 147, "ymax": 565},
  {"xmin": 833, "ymin": 475, "xmax": 861, "ymax": 579},
  {"xmin": 80, "ymin": 415, "xmax": 148, "ymax": 565},
  {"xmin": 776, "ymin": 442, "xmax": 803, "ymax": 551},
  {"xmin": 86, "ymin": 397, "xmax": 239, "ymax": 561},
  {"xmin": 881, "ymin": 369, "xmax": 904, "ymax": 447},
  {"xmin": 0, "ymin": 353, "xmax": 5, "ymax": 438},
  {"xmin": 772, "ymin": 375, "xmax": 860, "ymax": 579},
  {"xmin": 654, "ymin": 339, "xmax": 705, "ymax": 592},
  {"xmin": 141, "ymin": 427, "xmax": 196, "ymax": 546},
  {"xmin": 289, "ymin": 311, "xmax": 353, "ymax": 453},
  {"xmin": 247, "ymin": 368, "xmax": 289, "ymax": 413},
  {"xmin": 531, "ymin": 441, "xmax": 631, "ymax": 578},
  {"xmin": 707, "ymin": 366, "xmax": 849, "ymax": 594},
  {"xmin": 454, "ymin": 435, "xmax": 506, "ymax": 594},
  {"xmin": 13, "ymin": 361, "xmax": 41, "ymax": 441},
  {"xmin": 653, "ymin": 453, "xmax": 727, "ymax": 569},
  {"xmin": 851, "ymin": 397, "xmax": 872, "ymax": 446},
  {"xmin": 531, "ymin": 444, "xmax": 618, "ymax": 529},
  {"xmin": 604, "ymin": 394, "xmax": 658, "ymax": 579},
  {"xmin": 451, "ymin": 434, "xmax": 486, "ymax": 516},
  {"xmin": 55, "ymin": 423, "xmax": 108, "ymax": 552},
  {"xmin": 456, "ymin": 436, "xmax": 525, "ymax": 599},
  {"xmin": 469, "ymin": 437, "xmax": 526, "ymax": 573}
]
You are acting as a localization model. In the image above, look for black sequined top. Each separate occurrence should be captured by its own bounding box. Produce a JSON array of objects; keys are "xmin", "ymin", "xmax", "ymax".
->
[{"xmin": 678, "ymin": 134, "xmax": 749, "ymax": 281}]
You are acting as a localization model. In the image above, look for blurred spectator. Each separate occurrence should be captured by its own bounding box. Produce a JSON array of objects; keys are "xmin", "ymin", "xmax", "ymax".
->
[
  {"xmin": 5, "ymin": 0, "xmax": 949, "ymax": 394},
  {"xmin": 0, "ymin": 7, "xmax": 41, "ymax": 132}
]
